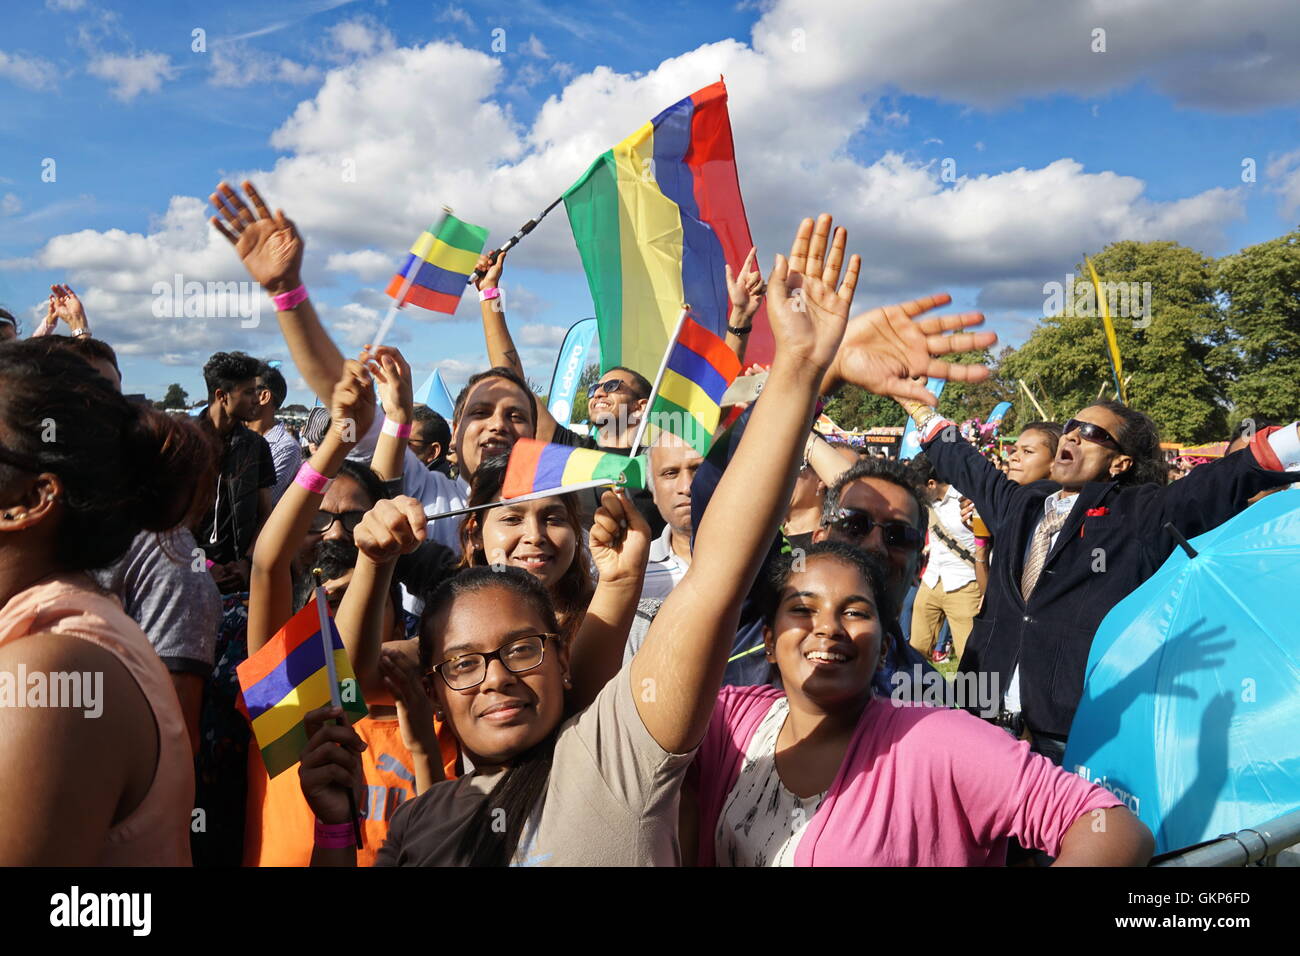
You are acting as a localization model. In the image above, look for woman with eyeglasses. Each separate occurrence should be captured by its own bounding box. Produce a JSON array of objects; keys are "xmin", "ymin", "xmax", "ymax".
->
[
  {"xmin": 902, "ymin": 396, "xmax": 1300, "ymax": 763},
  {"xmin": 242, "ymin": 359, "xmax": 460, "ymax": 865}
]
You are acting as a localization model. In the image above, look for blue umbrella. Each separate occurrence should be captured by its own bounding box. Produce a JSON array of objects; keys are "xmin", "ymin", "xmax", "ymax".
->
[{"xmin": 1064, "ymin": 489, "xmax": 1300, "ymax": 854}]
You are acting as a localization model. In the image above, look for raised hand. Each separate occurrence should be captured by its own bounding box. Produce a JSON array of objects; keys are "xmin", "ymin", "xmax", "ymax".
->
[
  {"xmin": 589, "ymin": 487, "xmax": 652, "ymax": 587},
  {"xmin": 297, "ymin": 705, "xmax": 367, "ymax": 825},
  {"xmin": 379, "ymin": 646, "xmax": 438, "ymax": 757},
  {"xmin": 765, "ymin": 215, "xmax": 859, "ymax": 374},
  {"xmin": 353, "ymin": 496, "xmax": 429, "ymax": 565},
  {"xmin": 50, "ymin": 284, "xmax": 88, "ymax": 332},
  {"xmin": 472, "ymin": 249, "xmax": 506, "ymax": 291},
  {"xmin": 725, "ymin": 247, "xmax": 764, "ymax": 324},
  {"xmin": 328, "ymin": 359, "xmax": 376, "ymax": 445},
  {"xmin": 364, "ymin": 346, "xmax": 414, "ymax": 422},
  {"xmin": 209, "ymin": 181, "xmax": 304, "ymax": 296},
  {"xmin": 823, "ymin": 294, "xmax": 997, "ymax": 405}
]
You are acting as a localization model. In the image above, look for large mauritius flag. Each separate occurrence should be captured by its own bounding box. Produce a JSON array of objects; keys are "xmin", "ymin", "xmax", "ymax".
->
[{"xmin": 562, "ymin": 80, "xmax": 770, "ymax": 377}]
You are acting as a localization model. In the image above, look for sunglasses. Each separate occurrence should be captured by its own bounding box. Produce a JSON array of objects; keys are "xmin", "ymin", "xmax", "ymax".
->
[
  {"xmin": 308, "ymin": 509, "xmax": 366, "ymax": 535},
  {"xmin": 587, "ymin": 379, "xmax": 630, "ymax": 399},
  {"xmin": 830, "ymin": 508, "xmax": 925, "ymax": 551},
  {"xmin": 1063, "ymin": 418, "xmax": 1121, "ymax": 452}
]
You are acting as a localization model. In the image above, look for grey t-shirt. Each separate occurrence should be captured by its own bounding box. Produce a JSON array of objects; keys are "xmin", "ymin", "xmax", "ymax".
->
[
  {"xmin": 91, "ymin": 529, "xmax": 222, "ymax": 676},
  {"xmin": 374, "ymin": 662, "xmax": 695, "ymax": 866}
]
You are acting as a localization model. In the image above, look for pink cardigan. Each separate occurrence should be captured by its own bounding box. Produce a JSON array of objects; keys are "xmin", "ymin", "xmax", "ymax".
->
[{"xmin": 694, "ymin": 685, "xmax": 1121, "ymax": 866}]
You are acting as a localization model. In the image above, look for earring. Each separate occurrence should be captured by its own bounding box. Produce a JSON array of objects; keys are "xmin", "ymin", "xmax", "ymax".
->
[{"xmin": 563, "ymin": 675, "xmax": 572, "ymax": 689}]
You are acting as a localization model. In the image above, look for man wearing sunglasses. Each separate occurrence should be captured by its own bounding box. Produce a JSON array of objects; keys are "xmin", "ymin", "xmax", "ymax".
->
[{"xmin": 907, "ymin": 397, "xmax": 1300, "ymax": 765}]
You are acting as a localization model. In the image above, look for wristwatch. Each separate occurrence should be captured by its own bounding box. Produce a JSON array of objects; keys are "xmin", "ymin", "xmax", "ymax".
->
[
  {"xmin": 71, "ymin": 328, "xmax": 91, "ymax": 338},
  {"xmin": 727, "ymin": 323, "xmax": 752, "ymax": 336}
]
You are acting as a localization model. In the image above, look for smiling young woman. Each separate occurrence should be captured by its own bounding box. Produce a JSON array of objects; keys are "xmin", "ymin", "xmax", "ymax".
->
[{"xmin": 684, "ymin": 540, "xmax": 1153, "ymax": 867}]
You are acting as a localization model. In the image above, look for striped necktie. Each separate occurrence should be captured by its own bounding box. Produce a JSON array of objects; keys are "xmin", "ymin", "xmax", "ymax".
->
[{"xmin": 1020, "ymin": 506, "xmax": 1071, "ymax": 600}]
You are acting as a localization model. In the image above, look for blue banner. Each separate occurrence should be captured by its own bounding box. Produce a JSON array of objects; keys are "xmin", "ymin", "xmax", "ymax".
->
[
  {"xmin": 547, "ymin": 318, "xmax": 599, "ymax": 428},
  {"xmin": 898, "ymin": 378, "xmax": 946, "ymax": 460}
]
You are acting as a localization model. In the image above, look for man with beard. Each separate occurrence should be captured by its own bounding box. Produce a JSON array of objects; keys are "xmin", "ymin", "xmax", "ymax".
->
[{"xmin": 194, "ymin": 351, "xmax": 276, "ymax": 594}]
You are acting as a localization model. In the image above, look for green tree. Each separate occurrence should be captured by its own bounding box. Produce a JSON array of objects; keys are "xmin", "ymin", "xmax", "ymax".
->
[
  {"xmin": 159, "ymin": 383, "xmax": 189, "ymax": 410},
  {"xmin": 823, "ymin": 385, "xmax": 905, "ymax": 431},
  {"xmin": 1002, "ymin": 240, "xmax": 1228, "ymax": 443},
  {"xmin": 1215, "ymin": 229, "xmax": 1300, "ymax": 425}
]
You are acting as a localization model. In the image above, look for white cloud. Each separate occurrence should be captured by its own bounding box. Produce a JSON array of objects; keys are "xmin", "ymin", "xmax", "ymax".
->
[
  {"xmin": 0, "ymin": 50, "xmax": 59, "ymax": 91},
  {"xmin": 517, "ymin": 323, "xmax": 569, "ymax": 347},
  {"xmin": 87, "ymin": 52, "xmax": 176, "ymax": 101},
  {"xmin": 752, "ymin": 0, "xmax": 1300, "ymax": 112},
  {"xmin": 439, "ymin": 5, "xmax": 475, "ymax": 30},
  {"xmin": 209, "ymin": 45, "xmax": 322, "ymax": 88},
  {"xmin": 1, "ymin": 193, "xmax": 21, "ymax": 216},
  {"xmin": 45, "ymin": 0, "xmax": 86, "ymax": 10},
  {"xmin": 325, "ymin": 17, "xmax": 395, "ymax": 61},
  {"xmin": 520, "ymin": 34, "xmax": 548, "ymax": 59},
  {"xmin": 1267, "ymin": 150, "xmax": 1300, "ymax": 220},
  {"xmin": 325, "ymin": 249, "xmax": 395, "ymax": 282}
]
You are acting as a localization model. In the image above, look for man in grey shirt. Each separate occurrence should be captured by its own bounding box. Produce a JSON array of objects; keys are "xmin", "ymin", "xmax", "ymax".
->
[
  {"xmin": 250, "ymin": 360, "xmax": 303, "ymax": 502},
  {"xmin": 92, "ymin": 528, "xmax": 222, "ymax": 752}
]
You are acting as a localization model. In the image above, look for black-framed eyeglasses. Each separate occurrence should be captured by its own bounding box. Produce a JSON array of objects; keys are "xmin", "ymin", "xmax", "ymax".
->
[
  {"xmin": 830, "ymin": 507, "xmax": 925, "ymax": 551},
  {"xmin": 308, "ymin": 509, "xmax": 366, "ymax": 535},
  {"xmin": 1063, "ymin": 418, "xmax": 1121, "ymax": 452},
  {"xmin": 587, "ymin": 379, "xmax": 629, "ymax": 398},
  {"xmin": 430, "ymin": 633, "xmax": 557, "ymax": 690}
]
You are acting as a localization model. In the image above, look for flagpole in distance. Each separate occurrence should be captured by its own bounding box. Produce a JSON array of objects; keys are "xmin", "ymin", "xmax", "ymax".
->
[
  {"xmin": 369, "ymin": 206, "xmax": 454, "ymax": 352},
  {"xmin": 628, "ymin": 305, "xmax": 690, "ymax": 458},
  {"xmin": 312, "ymin": 568, "xmax": 364, "ymax": 850},
  {"xmin": 468, "ymin": 195, "xmax": 565, "ymax": 285}
]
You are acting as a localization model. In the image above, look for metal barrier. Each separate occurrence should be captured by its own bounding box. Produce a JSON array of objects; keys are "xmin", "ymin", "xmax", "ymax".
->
[{"xmin": 1154, "ymin": 807, "xmax": 1300, "ymax": 867}]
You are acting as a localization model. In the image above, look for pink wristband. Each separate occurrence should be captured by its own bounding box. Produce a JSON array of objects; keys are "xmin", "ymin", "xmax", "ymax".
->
[
  {"xmin": 314, "ymin": 819, "xmax": 356, "ymax": 849},
  {"xmin": 271, "ymin": 284, "xmax": 309, "ymax": 311},
  {"xmin": 382, "ymin": 418, "xmax": 412, "ymax": 439},
  {"xmin": 478, "ymin": 286, "xmax": 501, "ymax": 302},
  {"xmin": 294, "ymin": 461, "xmax": 333, "ymax": 495}
]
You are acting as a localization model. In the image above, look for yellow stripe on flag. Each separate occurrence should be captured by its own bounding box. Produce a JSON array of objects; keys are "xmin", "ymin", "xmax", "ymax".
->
[
  {"xmin": 409, "ymin": 234, "xmax": 483, "ymax": 275},
  {"xmin": 249, "ymin": 649, "xmax": 354, "ymax": 744},
  {"xmin": 613, "ymin": 122, "xmax": 686, "ymax": 377},
  {"xmin": 658, "ymin": 367, "xmax": 719, "ymax": 425}
]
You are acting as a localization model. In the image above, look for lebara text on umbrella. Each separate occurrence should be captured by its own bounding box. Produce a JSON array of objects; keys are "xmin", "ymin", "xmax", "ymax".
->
[{"xmin": 1073, "ymin": 765, "xmax": 1140, "ymax": 814}]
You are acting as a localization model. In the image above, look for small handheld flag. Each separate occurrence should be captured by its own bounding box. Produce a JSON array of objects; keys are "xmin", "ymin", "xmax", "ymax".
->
[
  {"xmin": 387, "ymin": 213, "xmax": 490, "ymax": 315},
  {"xmin": 631, "ymin": 309, "xmax": 741, "ymax": 457},
  {"xmin": 236, "ymin": 594, "xmax": 368, "ymax": 780},
  {"xmin": 503, "ymin": 438, "xmax": 647, "ymax": 500}
]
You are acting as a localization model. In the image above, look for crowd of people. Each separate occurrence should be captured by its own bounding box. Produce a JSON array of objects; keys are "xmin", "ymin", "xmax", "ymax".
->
[{"xmin": 0, "ymin": 179, "xmax": 1295, "ymax": 868}]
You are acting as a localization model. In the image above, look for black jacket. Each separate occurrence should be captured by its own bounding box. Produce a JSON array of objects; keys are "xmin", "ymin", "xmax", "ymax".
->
[{"xmin": 924, "ymin": 432, "xmax": 1296, "ymax": 737}]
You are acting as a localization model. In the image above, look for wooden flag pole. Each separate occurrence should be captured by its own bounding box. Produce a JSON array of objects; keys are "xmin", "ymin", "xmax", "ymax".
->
[
  {"xmin": 312, "ymin": 569, "xmax": 363, "ymax": 850},
  {"xmin": 370, "ymin": 206, "xmax": 453, "ymax": 352},
  {"xmin": 628, "ymin": 306, "xmax": 690, "ymax": 458},
  {"xmin": 1017, "ymin": 378, "xmax": 1048, "ymax": 420}
]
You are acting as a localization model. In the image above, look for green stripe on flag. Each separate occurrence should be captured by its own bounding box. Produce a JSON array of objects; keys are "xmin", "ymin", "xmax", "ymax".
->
[
  {"xmin": 563, "ymin": 151, "xmax": 623, "ymax": 371},
  {"xmin": 435, "ymin": 215, "xmax": 490, "ymax": 254},
  {"xmin": 650, "ymin": 395, "xmax": 715, "ymax": 457}
]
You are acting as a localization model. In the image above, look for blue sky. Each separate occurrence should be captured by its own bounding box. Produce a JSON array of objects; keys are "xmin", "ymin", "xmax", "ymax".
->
[{"xmin": 2, "ymin": 0, "xmax": 1298, "ymax": 406}]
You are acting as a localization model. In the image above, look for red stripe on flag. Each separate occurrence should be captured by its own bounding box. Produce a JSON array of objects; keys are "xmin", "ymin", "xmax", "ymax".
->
[
  {"xmin": 235, "ymin": 602, "xmax": 322, "ymax": 688},
  {"xmin": 686, "ymin": 81, "xmax": 772, "ymax": 366},
  {"xmin": 385, "ymin": 274, "xmax": 462, "ymax": 314},
  {"xmin": 503, "ymin": 438, "xmax": 547, "ymax": 499},
  {"xmin": 677, "ymin": 316, "xmax": 742, "ymax": 384}
]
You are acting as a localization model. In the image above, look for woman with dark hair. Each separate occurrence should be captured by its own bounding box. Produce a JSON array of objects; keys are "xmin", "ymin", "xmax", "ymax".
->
[
  {"xmin": 456, "ymin": 454, "xmax": 597, "ymax": 638},
  {"xmin": 0, "ymin": 338, "xmax": 217, "ymax": 864},
  {"xmin": 903, "ymin": 394, "xmax": 1300, "ymax": 763},
  {"xmin": 683, "ymin": 540, "xmax": 1152, "ymax": 866}
]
